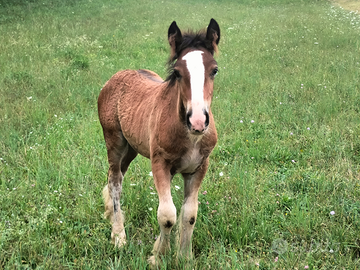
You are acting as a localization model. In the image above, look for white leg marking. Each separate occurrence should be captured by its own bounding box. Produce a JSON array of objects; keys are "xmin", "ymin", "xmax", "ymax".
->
[
  {"xmin": 103, "ymin": 184, "xmax": 126, "ymax": 247},
  {"xmin": 148, "ymin": 199, "xmax": 177, "ymax": 267},
  {"xmin": 177, "ymin": 195, "xmax": 198, "ymax": 258}
]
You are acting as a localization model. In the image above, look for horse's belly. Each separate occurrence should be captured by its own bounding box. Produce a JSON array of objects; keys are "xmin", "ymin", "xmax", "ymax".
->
[
  {"xmin": 118, "ymin": 98, "xmax": 153, "ymax": 159},
  {"xmin": 126, "ymin": 136, "xmax": 150, "ymax": 158},
  {"xmin": 120, "ymin": 116, "xmax": 151, "ymax": 159}
]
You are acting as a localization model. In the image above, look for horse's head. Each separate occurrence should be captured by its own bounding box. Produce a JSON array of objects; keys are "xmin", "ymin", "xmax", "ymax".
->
[{"xmin": 167, "ymin": 19, "xmax": 220, "ymax": 136}]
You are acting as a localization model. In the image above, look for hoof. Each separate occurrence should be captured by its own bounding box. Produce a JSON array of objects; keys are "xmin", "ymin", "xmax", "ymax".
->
[
  {"xmin": 112, "ymin": 230, "xmax": 126, "ymax": 247},
  {"xmin": 147, "ymin": 255, "xmax": 158, "ymax": 269}
]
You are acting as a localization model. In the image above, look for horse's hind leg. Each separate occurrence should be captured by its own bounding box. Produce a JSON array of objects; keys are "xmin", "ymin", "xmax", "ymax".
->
[{"xmin": 102, "ymin": 129, "xmax": 137, "ymax": 247}]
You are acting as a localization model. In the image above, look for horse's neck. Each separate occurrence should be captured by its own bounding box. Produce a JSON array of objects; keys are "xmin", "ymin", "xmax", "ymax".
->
[{"xmin": 158, "ymin": 83, "xmax": 185, "ymax": 125}]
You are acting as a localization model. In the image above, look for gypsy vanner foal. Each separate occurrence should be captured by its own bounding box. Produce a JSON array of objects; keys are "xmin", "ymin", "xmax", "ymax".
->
[{"xmin": 98, "ymin": 19, "xmax": 220, "ymax": 265}]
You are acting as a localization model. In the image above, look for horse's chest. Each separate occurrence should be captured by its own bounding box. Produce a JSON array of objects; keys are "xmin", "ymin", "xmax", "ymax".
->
[{"xmin": 177, "ymin": 148, "xmax": 203, "ymax": 174}]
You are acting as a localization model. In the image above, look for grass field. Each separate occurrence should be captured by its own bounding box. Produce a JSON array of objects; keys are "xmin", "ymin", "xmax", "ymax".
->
[{"xmin": 1, "ymin": 0, "xmax": 360, "ymax": 269}]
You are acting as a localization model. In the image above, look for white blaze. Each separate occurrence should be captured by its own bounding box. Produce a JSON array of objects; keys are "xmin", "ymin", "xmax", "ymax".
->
[{"xmin": 182, "ymin": 51, "xmax": 205, "ymax": 108}]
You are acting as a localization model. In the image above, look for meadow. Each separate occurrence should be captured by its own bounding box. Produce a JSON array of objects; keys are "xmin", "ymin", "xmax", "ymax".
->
[{"xmin": 0, "ymin": 0, "xmax": 360, "ymax": 269}]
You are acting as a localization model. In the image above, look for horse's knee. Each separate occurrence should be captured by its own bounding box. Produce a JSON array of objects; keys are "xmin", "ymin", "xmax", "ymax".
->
[
  {"xmin": 181, "ymin": 203, "xmax": 198, "ymax": 226},
  {"xmin": 189, "ymin": 216, "xmax": 195, "ymax": 225},
  {"xmin": 157, "ymin": 202, "xmax": 177, "ymax": 230}
]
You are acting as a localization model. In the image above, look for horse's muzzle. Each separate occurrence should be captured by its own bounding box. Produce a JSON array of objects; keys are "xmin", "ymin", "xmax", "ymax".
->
[{"xmin": 186, "ymin": 109, "xmax": 209, "ymax": 135}]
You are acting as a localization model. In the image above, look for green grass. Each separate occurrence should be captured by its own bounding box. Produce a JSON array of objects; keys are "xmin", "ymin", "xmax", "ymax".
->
[{"xmin": 1, "ymin": 0, "xmax": 360, "ymax": 269}]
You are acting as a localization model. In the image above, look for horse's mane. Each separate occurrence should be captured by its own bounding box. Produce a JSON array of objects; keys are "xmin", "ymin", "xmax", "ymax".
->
[{"xmin": 165, "ymin": 30, "xmax": 215, "ymax": 85}]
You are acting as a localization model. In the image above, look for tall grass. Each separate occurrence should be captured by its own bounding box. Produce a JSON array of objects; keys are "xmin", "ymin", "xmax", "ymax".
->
[{"xmin": 1, "ymin": 0, "xmax": 360, "ymax": 269}]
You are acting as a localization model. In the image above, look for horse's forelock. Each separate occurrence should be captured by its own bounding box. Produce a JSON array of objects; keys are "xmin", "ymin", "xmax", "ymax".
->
[
  {"xmin": 168, "ymin": 30, "xmax": 214, "ymax": 63},
  {"xmin": 166, "ymin": 30, "xmax": 214, "ymax": 84}
]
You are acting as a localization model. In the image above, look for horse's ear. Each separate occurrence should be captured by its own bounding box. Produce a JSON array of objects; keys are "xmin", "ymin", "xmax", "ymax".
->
[
  {"xmin": 206, "ymin": 18, "xmax": 220, "ymax": 53},
  {"xmin": 168, "ymin": 21, "xmax": 182, "ymax": 60}
]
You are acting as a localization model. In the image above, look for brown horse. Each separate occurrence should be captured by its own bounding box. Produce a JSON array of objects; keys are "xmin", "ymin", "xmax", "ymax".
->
[{"xmin": 98, "ymin": 19, "xmax": 220, "ymax": 265}]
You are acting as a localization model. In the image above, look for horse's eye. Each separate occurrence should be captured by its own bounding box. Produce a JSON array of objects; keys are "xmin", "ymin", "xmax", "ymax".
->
[
  {"xmin": 174, "ymin": 69, "xmax": 181, "ymax": 79},
  {"xmin": 211, "ymin": 67, "xmax": 218, "ymax": 77}
]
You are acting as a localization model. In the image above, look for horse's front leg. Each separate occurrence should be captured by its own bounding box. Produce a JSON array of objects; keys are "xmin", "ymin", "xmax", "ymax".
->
[
  {"xmin": 148, "ymin": 159, "xmax": 177, "ymax": 266},
  {"xmin": 177, "ymin": 158, "xmax": 209, "ymax": 260}
]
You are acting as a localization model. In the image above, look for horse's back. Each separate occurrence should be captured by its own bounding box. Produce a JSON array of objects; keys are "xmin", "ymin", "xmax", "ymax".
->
[
  {"xmin": 137, "ymin": 69, "xmax": 164, "ymax": 83},
  {"xmin": 98, "ymin": 69, "xmax": 163, "ymax": 122}
]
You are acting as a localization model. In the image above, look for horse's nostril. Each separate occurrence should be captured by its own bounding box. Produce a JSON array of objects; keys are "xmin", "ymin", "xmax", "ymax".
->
[
  {"xmin": 186, "ymin": 111, "xmax": 192, "ymax": 130},
  {"xmin": 204, "ymin": 110, "xmax": 209, "ymax": 128},
  {"xmin": 187, "ymin": 110, "xmax": 209, "ymax": 133}
]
